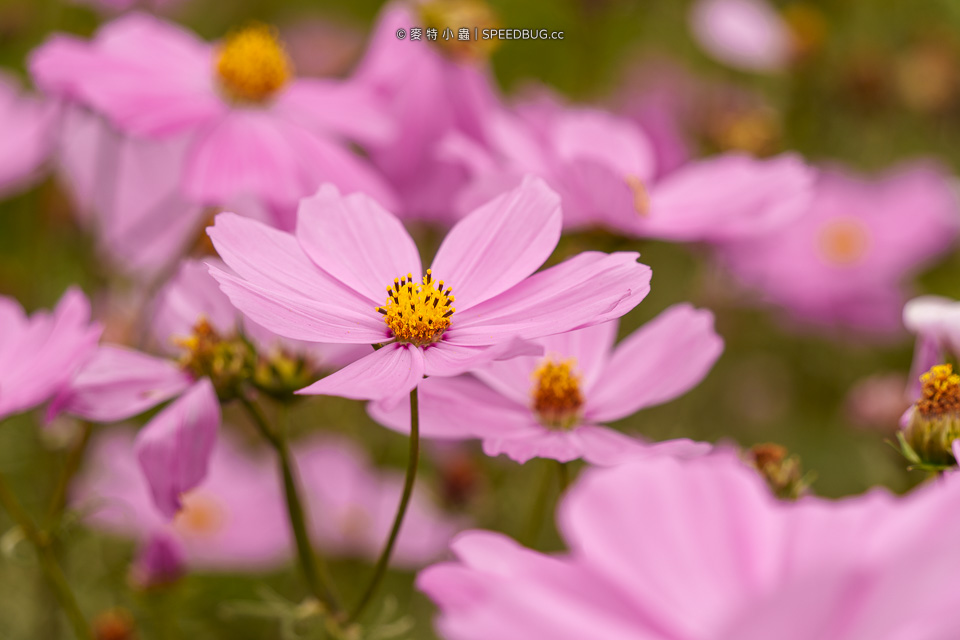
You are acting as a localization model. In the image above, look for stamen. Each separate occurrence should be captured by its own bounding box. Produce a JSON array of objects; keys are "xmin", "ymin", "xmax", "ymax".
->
[{"xmin": 377, "ymin": 272, "xmax": 455, "ymax": 345}]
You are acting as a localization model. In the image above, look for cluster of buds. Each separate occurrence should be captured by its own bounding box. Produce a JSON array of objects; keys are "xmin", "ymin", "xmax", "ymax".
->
[
  {"xmin": 746, "ymin": 443, "xmax": 813, "ymax": 500},
  {"xmin": 897, "ymin": 364, "xmax": 960, "ymax": 470}
]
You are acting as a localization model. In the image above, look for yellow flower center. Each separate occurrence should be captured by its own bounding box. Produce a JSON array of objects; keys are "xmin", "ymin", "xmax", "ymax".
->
[
  {"xmin": 419, "ymin": 0, "xmax": 501, "ymax": 62},
  {"xmin": 531, "ymin": 358, "xmax": 584, "ymax": 429},
  {"xmin": 215, "ymin": 24, "xmax": 292, "ymax": 103},
  {"xmin": 816, "ymin": 217, "xmax": 870, "ymax": 266},
  {"xmin": 916, "ymin": 364, "xmax": 960, "ymax": 418},
  {"xmin": 174, "ymin": 492, "xmax": 226, "ymax": 537},
  {"xmin": 377, "ymin": 270, "xmax": 455, "ymax": 346}
]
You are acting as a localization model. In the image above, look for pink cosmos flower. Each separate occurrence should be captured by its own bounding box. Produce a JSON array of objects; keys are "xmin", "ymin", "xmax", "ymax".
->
[
  {"xmin": 0, "ymin": 288, "xmax": 101, "ymax": 421},
  {"xmin": 30, "ymin": 13, "xmax": 396, "ymax": 218},
  {"xmin": 719, "ymin": 162, "xmax": 960, "ymax": 334},
  {"xmin": 295, "ymin": 436, "xmax": 463, "ymax": 568},
  {"xmin": 354, "ymin": 3, "xmax": 500, "ymax": 221},
  {"xmin": 370, "ymin": 305, "xmax": 721, "ymax": 464},
  {"xmin": 689, "ymin": 0, "xmax": 792, "ymax": 73},
  {"xmin": 0, "ymin": 72, "xmax": 57, "ymax": 196},
  {"xmin": 420, "ymin": 453, "xmax": 960, "ymax": 640},
  {"xmin": 73, "ymin": 428, "xmax": 291, "ymax": 572},
  {"xmin": 207, "ymin": 178, "xmax": 652, "ymax": 404},
  {"xmin": 443, "ymin": 92, "xmax": 814, "ymax": 241}
]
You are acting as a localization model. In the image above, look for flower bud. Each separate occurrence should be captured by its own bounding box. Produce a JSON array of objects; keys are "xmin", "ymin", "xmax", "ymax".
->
[
  {"xmin": 129, "ymin": 534, "xmax": 185, "ymax": 591},
  {"xmin": 93, "ymin": 608, "xmax": 137, "ymax": 640},
  {"xmin": 899, "ymin": 364, "xmax": 960, "ymax": 469},
  {"xmin": 746, "ymin": 443, "xmax": 811, "ymax": 500}
]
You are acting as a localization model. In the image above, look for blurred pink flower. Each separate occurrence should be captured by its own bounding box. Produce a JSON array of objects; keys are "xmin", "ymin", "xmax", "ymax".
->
[
  {"xmin": 51, "ymin": 259, "xmax": 359, "ymax": 517},
  {"xmin": 844, "ymin": 373, "xmax": 910, "ymax": 432},
  {"xmin": 296, "ymin": 436, "xmax": 463, "ymax": 568},
  {"xmin": 0, "ymin": 288, "xmax": 101, "ymax": 421},
  {"xmin": 130, "ymin": 532, "xmax": 185, "ymax": 589},
  {"xmin": 30, "ymin": 13, "xmax": 395, "ymax": 217},
  {"xmin": 74, "ymin": 428, "xmax": 291, "ymax": 571},
  {"xmin": 0, "ymin": 71, "xmax": 56, "ymax": 196},
  {"xmin": 370, "ymin": 305, "xmax": 721, "ymax": 464},
  {"xmin": 689, "ymin": 0, "xmax": 792, "ymax": 73},
  {"xmin": 207, "ymin": 178, "xmax": 652, "ymax": 404},
  {"xmin": 444, "ymin": 92, "xmax": 814, "ymax": 241},
  {"xmin": 420, "ymin": 453, "xmax": 960, "ymax": 640},
  {"xmin": 719, "ymin": 163, "xmax": 960, "ymax": 334},
  {"xmin": 56, "ymin": 107, "xmax": 208, "ymax": 280},
  {"xmin": 354, "ymin": 3, "xmax": 500, "ymax": 221}
]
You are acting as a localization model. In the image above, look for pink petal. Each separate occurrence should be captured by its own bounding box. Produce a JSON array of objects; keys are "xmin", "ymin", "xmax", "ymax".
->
[
  {"xmin": 296, "ymin": 184, "xmax": 421, "ymax": 302},
  {"xmin": 0, "ymin": 288, "xmax": 102, "ymax": 420},
  {"xmin": 634, "ymin": 153, "xmax": 814, "ymax": 242},
  {"xmin": 151, "ymin": 260, "xmax": 239, "ymax": 350},
  {"xmin": 30, "ymin": 15, "xmax": 224, "ymax": 137},
  {"xmin": 135, "ymin": 378, "xmax": 220, "ymax": 519},
  {"xmin": 558, "ymin": 455, "xmax": 784, "ymax": 638},
  {"xmin": 431, "ymin": 177, "xmax": 562, "ymax": 311},
  {"xmin": 585, "ymin": 304, "xmax": 723, "ymax": 423},
  {"xmin": 275, "ymin": 78, "xmax": 393, "ymax": 146},
  {"xmin": 48, "ymin": 345, "xmax": 193, "ymax": 422},
  {"xmin": 0, "ymin": 73, "xmax": 56, "ymax": 194},
  {"xmin": 689, "ymin": 0, "xmax": 792, "ymax": 73},
  {"xmin": 367, "ymin": 375, "xmax": 535, "ymax": 440},
  {"xmin": 551, "ymin": 108, "xmax": 657, "ymax": 182},
  {"xmin": 422, "ymin": 338, "xmax": 543, "ymax": 378},
  {"xmin": 184, "ymin": 109, "xmax": 397, "ymax": 212},
  {"xmin": 574, "ymin": 426, "xmax": 713, "ymax": 466},
  {"xmin": 448, "ymin": 252, "xmax": 651, "ymax": 345},
  {"xmin": 482, "ymin": 428, "xmax": 591, "ymax": 464},
  {"xmin": 296, "ymin": 343, "xmax": 424, "ymax": 403},
  {"xmin": 207, "ymin": 213, "xmax": 386, "ymax": 343}
]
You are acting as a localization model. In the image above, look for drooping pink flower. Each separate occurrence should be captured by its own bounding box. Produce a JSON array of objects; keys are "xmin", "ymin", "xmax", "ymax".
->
[
  {"xmin": 30, "ymin": 13, "xmax": 396, "ymax": 218},
  {"xmin": 207, "ymin": 178, "xmax": 652, "ymax": 404},
  {"xmin": 420, "ymin": 453, "xmax": 960, "ymax": 640},
  {"xmin": 0, "ymin": 71, "xmax": 57, "ymax": 196},
  {"xmin": 689, "ymin": 0, "xmax": 792, "ymax": 73},
  {"xmin": 354, "ymin": 3, "xmax": 501, "ymax": 221},
  {"xmin": 51, "ymin": 259, "xmax": 358, "ymax": 516},
  {"xmin": 73, "ymin": 428, "xmax": 291, "ymax": 571},
  {"xmin": 0, "ymin": 288, "xmax": 101, "ymax": 421},
  {"xmin": 443, "ymin": 92, "xmax": 814, "ymax": 241},
  {"xmin": 295, "ymin": 436, "xmax": 463, "ymax": 568},
  {"xmin": 370, "ymin": 305, "xmax": 721, "ymax": 464},
  {"xmin": 719, "ymin": 162, "xmax": 960, "ymax": 334}
]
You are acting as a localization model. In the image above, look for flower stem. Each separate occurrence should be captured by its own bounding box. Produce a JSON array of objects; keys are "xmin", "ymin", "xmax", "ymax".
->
[
  {"xmin": 522, "ymin": 460, "xmax": 555, "ymax": 546},
  {"xmin": 0, "ymin": 471, "xmax": 93, "ymax": 640},
  {"xmin": 45, "ymin": 421, "xmax": 93, "ymax": 528},
  {"xmin": 239, "ymin": 395, "xmax": 342, "ymax": 616},
  {"xmin": 349, "ymin": 386, "xmax": 421, "ymax": 623}
]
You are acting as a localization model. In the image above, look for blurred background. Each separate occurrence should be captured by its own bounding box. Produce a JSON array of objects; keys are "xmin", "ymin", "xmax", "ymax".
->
[{"xmin": 2, "ymin": 0, "xmax": 960, "ymax": 637}]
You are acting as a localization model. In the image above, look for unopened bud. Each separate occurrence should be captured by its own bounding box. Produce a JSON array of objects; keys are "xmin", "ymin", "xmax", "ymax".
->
[
  {"xmin": 93, "ymin": 608, "xmax": 137, "ymax": 640},
  {"xmin": 746, "ymin": 443, "xmax": 812, "ymax": 500},
  {"xmin": 130, "ymin": 534, "xmax": 185, "ymax": 591}
]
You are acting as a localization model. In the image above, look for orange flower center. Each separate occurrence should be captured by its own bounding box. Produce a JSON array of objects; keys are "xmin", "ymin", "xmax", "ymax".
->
[
  {"xmin": 174, "ymin": 492, "xmax": 226, "ymax": 537},
  {"xmin": 531, "ymin": 358, "xmax": 584, "ymax": 429},
  {"xmin": 215, "ymin": 24, "xmax": 292, "ymax": 103},
  {"xmin": 816, "ymin": 217, "xmax": 870, "ymax": 266}
]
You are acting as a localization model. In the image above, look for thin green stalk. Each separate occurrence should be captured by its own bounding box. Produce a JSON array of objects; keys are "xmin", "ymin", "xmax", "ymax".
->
[
  {"xmin": 239, "ymin": 395, "xmax": 342, "ymax": 615},
  {"xmin": 0, "ymin": 471, "xmax": 93, "ymax": 640},
  {"xmin": 45, "ymin": 422, "xmax": 93, "ymax": 528},
  {"xmin": 557, "ymin": 461, "xmax": 571, "ymax": 492},
  {"xmin": 522, "ymin": 460, "xmax": 555, "ymax": 546},
  {"xmin": 349, "ymin": 386, "xmax": 421, "ymax": 623}
]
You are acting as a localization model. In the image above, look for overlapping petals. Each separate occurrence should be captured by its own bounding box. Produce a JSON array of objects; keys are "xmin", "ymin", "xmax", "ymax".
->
[
  {"xmin": 370, "ymin": 304, "xmax": 722, "ymax": 464},
  {"xmin": 209, "ymin": 177, "xmax": 652, "ymax": 403}
]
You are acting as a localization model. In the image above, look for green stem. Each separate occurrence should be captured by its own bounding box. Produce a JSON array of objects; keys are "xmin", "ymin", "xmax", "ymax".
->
[
  {"xmin": 45, "ymin": 422, "xmax": 93, "ymax": 528},
  {"xmin": 0, "ymin": 471, "xmax": 93, "ymax": 640},
  {"xmin": 349, "ymin": 386, "xmax": 421, "ymax": 622},
  {"xmin": 522, "ymin": 460, "xmax": 555, "ymax": 546},
  {"xmin": 239, "ymin": 395, "xmax": 342, "ymax": 616},
  {"xmin": 557, "ymin": 461, "xmax": 570, "ymax": 492}
]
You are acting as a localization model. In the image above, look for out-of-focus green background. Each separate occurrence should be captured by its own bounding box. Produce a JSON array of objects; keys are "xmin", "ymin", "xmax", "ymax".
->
[{"xmin": 3, "ymin": 0, "xmax": 960, "ymax": 637}]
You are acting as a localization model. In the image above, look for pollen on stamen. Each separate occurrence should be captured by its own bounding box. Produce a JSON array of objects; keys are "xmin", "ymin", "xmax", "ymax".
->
[
  {"xmin": 215, "ymin": 23, "xmax": 292, "ymax": 103},
  {"xmin": 376, "ymin": 269, "xmax": 455, "ymax": 346},
  {"xmin": 531, "ymin": 358, "xmax": 584, "ymax": 430}
]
